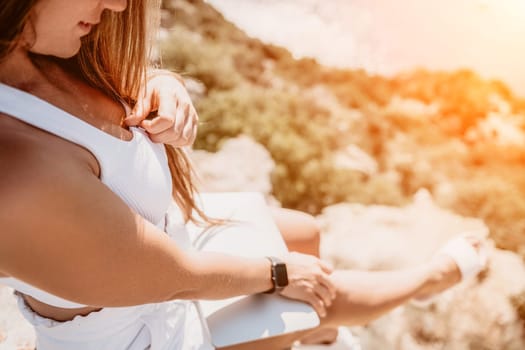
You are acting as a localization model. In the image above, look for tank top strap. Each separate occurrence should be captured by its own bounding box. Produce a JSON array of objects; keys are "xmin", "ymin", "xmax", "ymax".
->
[{"xmin": 0, "ymin": 82, "xmax": 136, "ymax": 157}]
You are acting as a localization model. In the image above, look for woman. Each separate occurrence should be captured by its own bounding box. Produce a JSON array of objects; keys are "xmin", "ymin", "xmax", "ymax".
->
[{"xmin": 0, "ymin": 1, "xmax": 486, "ymax": 349}]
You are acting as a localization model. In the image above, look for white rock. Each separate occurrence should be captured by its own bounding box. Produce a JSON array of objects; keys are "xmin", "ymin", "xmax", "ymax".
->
[
  {"xmin": 332, "ymin": 144, "xmax": 378, "ymax": 175},
  {"xmin": 190, "ymin": 135, "xmax": 276, "ymax": 197},
  {"xmin": 318, "ymin": 189, "xmax": 488, "ymax": 270},
  {"xmin": 317, "ymin": 189, "xmax": 525, "ymax": 350}
]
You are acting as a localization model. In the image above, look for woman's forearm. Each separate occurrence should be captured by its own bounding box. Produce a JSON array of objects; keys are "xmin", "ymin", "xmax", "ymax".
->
[
  {"xmin": 173, "ymin": 252, "xmax": 273, "ymax": 300},
  {"xmin": 324, "ymin": 265, "xmax": 433, "ymax": 327}
]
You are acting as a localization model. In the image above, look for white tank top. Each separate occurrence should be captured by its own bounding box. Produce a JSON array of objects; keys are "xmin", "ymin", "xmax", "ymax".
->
[{"xmin": 0, "ymin": 82, "xmax": 175, "ymax": 308}]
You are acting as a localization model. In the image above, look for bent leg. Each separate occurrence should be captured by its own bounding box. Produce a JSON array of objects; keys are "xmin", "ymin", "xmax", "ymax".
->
[
  {"xmin": 271, "ymin": 208, "xmax": 321, "ymax": 257},
  {"xmin": 271, "ymin": 207, "xmax": 338, "ymax": 345},
  {"xmin": 321, "ymin": 267, "xmax": 432, "ymax": 328},
  {"xmin": 223, "ymin": 252, "xmax": 466, "ymax": 350},
  {"xmin": 271, "ymin": 207, "xmax": 321, "ymax": 258},
  {"xmin": 220, "ymin": 266, "xmax": 433, "ymax": 350}
]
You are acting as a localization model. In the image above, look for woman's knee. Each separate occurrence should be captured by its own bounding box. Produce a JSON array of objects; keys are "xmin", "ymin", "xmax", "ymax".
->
[
  {"xmin": 294, "ymin": 211, "xmax": 321, "ymax": 248},
  {"xmin": 271, "ymin": 207, "xmax": 321, "ymax": 256}
]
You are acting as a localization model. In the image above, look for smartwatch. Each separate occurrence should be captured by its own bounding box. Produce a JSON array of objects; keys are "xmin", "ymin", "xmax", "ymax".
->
[{"xmin": 264, "ymin": 256, "xmax": 289, "ymax": 294}]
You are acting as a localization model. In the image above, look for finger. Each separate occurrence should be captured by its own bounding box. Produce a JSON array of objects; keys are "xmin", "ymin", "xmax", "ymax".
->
[
  {"xmin": 182, "ymin": 114, "xmax": 195, "ymax": 140},
  {"xmin": 173, "ymin": 104, "xmax": 191, "ymax": 134},
  {"xmin": 149, "ymin": 130, "xmax": 192, "ymax": 147},
  {"xmin": 305, "ymin": 290, "xmax": 327, "ymax": 318},
  {"xmin": 314, "ymin": 283, "xmax": 333, "ymax": 308},
  {"xmin": 141, "ymin": 114, "xmax": 174, "ymax": 134},
  {"xmin": 183, "ymin": 108, "xmax": 198, "ymax": 140},
  {"xmin": 156, "ymin": 92, "xmax": 180, "ymax": 129},
  {"xmin": 316, "ymin": 271, "xmax": 337, "ymax": 300},
  {"xmin": 189, "ymin": 123, "xmax": 198, "ymax": 144},
  {"xmin": 126, "ymin": 93, "xmax": 153, "ymax": 126},
  {"xmin": 319, "ymin": 259, "xmax": 334, "ymax": 274}
]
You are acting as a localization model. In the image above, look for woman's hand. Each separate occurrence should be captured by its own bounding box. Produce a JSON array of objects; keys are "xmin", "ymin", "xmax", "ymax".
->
[
  {"xmin": 279, "ymin": 252, "xmax": 337, "ymax": 318},
  {"xmin": 124, "ymin": 70, "xmax": 198, "ymax": 147}
]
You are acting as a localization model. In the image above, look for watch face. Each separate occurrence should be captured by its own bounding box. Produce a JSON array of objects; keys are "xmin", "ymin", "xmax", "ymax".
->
[{"xmin": 274, "ymin": 263, "xmax": 289, "ymax": 287}]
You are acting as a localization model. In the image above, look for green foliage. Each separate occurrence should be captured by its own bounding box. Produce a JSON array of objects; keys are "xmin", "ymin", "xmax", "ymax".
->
[
  {"xmin": 161, "ymin": 27, "xmax": 243, "ymax": 90},
  {"xmin": 322, "ymin": 69, "xmax": 394, "ymax": 108},
  {"xmin": 511, "ymin": 290, "xmax": 525, "ymax": 326},
  {"xmin": 392, "ymin": 69, "xmax": 517, "ymax": 134},
  {"xmin": 162, "ymin": 0, "xmax": 525, "ymax": 255},
  {"xmin": 193, "ymin": 84, "xmax": 365, "ymax": 212},
  {"xmin": 445, "ymin": 174, "xmax": 525, "ymax": 254}
]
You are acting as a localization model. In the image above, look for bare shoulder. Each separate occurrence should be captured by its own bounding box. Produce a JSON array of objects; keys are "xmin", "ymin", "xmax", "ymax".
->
[
  {"xmin": 0, "ymin": 113, "xmax": 86, "ymax": 188},
  {"xmin": 0, "ymin": 114, "xmax": 176, "ymax": 306},
  {"xmin": 0, "ymin": 111, "xmax": 99, "ymax": 177},
  {"xmin": 0, "ymin": 116, "xmax": 52, "ymax": 193},
  {"xmin": 0, "ymin": 112, "xmax": 100, "ymax": 243},
  {"xmin": 0, "ymin": 113, "xmax": 123, "ymax": 290}
]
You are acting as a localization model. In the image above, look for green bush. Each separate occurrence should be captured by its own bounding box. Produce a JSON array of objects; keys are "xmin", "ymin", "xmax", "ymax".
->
[
  {"xmin": 161, "ymin": 0, "xmax": 525, "ymax": 257},
  {"xmin": 443, "ymin": 174, "xmax": 525, "ymax": 254},
  {"xmin": 161, "ymin": 28, "xmax": 243, "ymax": 90}
]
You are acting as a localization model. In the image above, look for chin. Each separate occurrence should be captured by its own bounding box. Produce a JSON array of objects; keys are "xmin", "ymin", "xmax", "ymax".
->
[
  {"xmin": 55, "ymin": 44, "xmax": 82, "ymax": 59},
  {"xmin": 30, "ymin": 40, "xmax": 82, "ymax": 59},
  {"xmin": 54, "ymin": 50, "xmax": 81, "ymax": 59}
]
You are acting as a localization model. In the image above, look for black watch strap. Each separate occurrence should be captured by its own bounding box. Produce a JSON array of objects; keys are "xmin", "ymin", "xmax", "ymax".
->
[{"xmin": 264, "ymin": 256, "xmax": 289, "ymax": 294}]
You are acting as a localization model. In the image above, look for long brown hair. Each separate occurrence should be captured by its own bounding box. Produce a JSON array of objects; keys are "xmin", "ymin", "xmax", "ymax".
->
[
  {"xmin": 0, "ymin": 0, "xmax": 37, "ymax": 60},
  {"xmin": 0, "ymin": 0, "xmax": 210, "ymax": 224}
]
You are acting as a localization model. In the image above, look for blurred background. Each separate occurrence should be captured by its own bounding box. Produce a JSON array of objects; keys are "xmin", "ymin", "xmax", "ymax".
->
[
  {"xmin": 159, "ymin": 1, "xmax": 525, "ymax": 349},
  {"xmin": 208, "ymin": 0, "xmax": 525, "ymax": 96},
  {"xmin": 161, "ymin": 0, "xmax": 525, "ymax": 248},
  {"xmin": 3, "ymin": 1, "xmax": 525, "ymax": 349}
]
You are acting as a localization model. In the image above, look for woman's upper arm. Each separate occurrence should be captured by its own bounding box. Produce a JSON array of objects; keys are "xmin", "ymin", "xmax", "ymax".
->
[{"xmin": 0, "ymin": 151, "xmax": 194, "ymax": 307}]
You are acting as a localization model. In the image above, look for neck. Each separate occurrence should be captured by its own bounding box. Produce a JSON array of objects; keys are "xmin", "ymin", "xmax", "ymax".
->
[
  {"xmin": 0, "ymin": 48, "xmax": 71, "ymax": 94},
  {"xmin": 0, "ymin": 48, "xmax": 38, "ymax": 88},
  {"xmin": 0, "ymin": 47, "xmax": 129, "ymax": 136}
]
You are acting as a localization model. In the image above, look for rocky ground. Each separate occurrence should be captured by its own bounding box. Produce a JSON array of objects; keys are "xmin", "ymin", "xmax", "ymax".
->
[{"xmin": 1, "ymin": 136, "xmax": 524, "ymax": 349}]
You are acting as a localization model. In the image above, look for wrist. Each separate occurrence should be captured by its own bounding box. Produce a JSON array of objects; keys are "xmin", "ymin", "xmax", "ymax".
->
[
  {"xmin": 415, "ymin": 260, "xmax": 448, "ymax": 296},
  {"xmin": 261, "ymin": 257, "xmax": 273, "ymax": 293},
  {"xmin": 146, "ymin": 68, "xmax": 186, "ymax": 87},
  {"xmin": 263, "ymin": 256, "xmax": 289, "ymax": 294}
]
